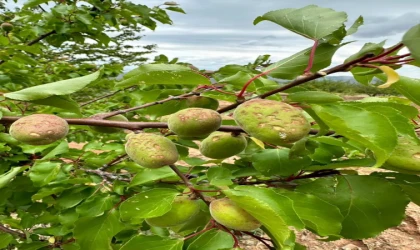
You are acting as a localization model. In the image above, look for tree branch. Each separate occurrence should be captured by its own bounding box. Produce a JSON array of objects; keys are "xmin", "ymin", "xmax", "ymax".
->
[
  {"xmin": 0, "ymin": 30, "xmax": 56, "ymax": 66},
  {"xmin": 0, "ymin": 116, "xmax": 334, "ymax": 136},
  {"xmin": 0, "ymin": 224, "xmax": 26, "ymax": 238},
  {"xmin": 216, "ymin": 53, "xmax": 376, "ymax": 113}
]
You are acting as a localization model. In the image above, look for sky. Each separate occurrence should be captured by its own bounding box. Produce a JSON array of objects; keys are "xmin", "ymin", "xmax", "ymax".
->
[
  {"xmin": 4, "ymin": 0, "xmax": 420, "ymax": 78},
  {"xmin": 135, "ymin": 0, "xmax": 420, "ymax": 78}
]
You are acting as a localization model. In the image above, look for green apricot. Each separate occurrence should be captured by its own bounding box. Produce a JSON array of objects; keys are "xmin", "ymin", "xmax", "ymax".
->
[
  {"xmin": 384, "ymin": 136, "xmax": 420, "ymax": 173},
  {"xmin": 145, "ymin": 196, "xmax": 200, "ymax": 227},
  {"xmin": 9, "ymin": 114, "xmax": 69, "ymax": 145},
  {"xmin": 210, "ymin": 197, "xmax": 261, "ymax": 231},
  {"xmin": 1, "ymin": 22, "xmax": 13, "ymax": 32},
  {"xmin": 199, "ymin": 131, "xmax": 247, "ymax": 159},
  {"xmin": 185, "ymin": 96, "xmax": 219, "ymax": 110},
  {"xmin": 168, "ymin": 108, "xmax": 222, "ymax": 139},
  {"xmin": 125, "ymin": 132, "xmax": 179, "ymax": 168},
  {"xmin": 90, "ymin": 114, "xmax": 128, "ymax": 133},
  {"xmin": 233, "ymin": 99, "xmax": 311, "ymax": 146}
]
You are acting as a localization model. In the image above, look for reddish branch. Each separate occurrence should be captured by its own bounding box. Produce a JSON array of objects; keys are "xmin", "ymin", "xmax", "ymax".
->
[
  {"xmin": 303, "ymin": 39, "xmax": 320, "ymax": 75},
  {"xmin": 236, "ymin": 67, "xmax": 277, "ymax": 99},
  {"xmin": 217, "ymin": 53, "xmax": 375, "ymax": 113},
  {"xmin": 362, "ymin": 43, "xmax": 404, "ymax": 62}
]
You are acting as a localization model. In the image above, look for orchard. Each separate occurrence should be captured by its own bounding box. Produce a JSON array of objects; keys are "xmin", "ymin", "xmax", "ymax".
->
[{"xmin": 0, "ymin": 1, "xmax": 420, "ymax": 250}]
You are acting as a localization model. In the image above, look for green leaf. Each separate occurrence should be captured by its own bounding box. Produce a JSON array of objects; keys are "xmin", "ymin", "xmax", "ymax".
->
[
  {"xmin": 31, "ymin": 95, "xmax": 81, "ymax": 114},
  {"xmin": 311, "ymin": 103, "xmax": 398, "ymax": 167},
  {"xmin": 120, "ymin": 188, "xmax": 179, "ymax": 223},
  {"xmin": 0, "ymin": 166, "xmax": 26, "ymax": 189},
  {"xmin": 403, "ymin": 24, "xmax": 420, "ymax": 62},
  {"xmin": 274, "ymin": 189, "xmax": 343, "ymax": 237},
  {"xmin": 187, "ymin": 229, "xmax": 234, "ymax": 250},
  {"xmin": 76, "ymin": 195, "xmax": 118, "ymax": 217},
  {"xmin": 115, "ymin": 64, "xmax": 210, "ymax": 88},
  {"xmin": 265, "ymin": 43, "xmax": 344, "ymax": 79},
  {"xmin": 0, "ymin": 233, "xmax": 13, "ymax": 249},
  {"xmin": 23, "ymin": 0, "xmax": 50, "ymax": 8},
  {"xmin": 41, "ymin": 140, "xmax": 69, "ymax": 160},
  {"xmin": 345, "ymin": 41, "xmax": 385, "ymax": 63},
  {"xmin": 219, "ymin": 71, "xmax": 276, "ymax": 91},
  {"xmin": 224, "ymin": 186, "xmax": 304, "ymax": 248},
  {"xmin": 296, "ymin": 175, "xmax": 410, "ymax": 239},
  {"xmin": 76, "ymin": 13, "xmax": 93, "ymax": 25},
  {"xmin": 29, "ymin": 162, "xmax": 61, "ymax": 187},
  {"xmin": 286, "ymin": 91, "xmax": 343, "ymax": 104},
  {"xmin": 207, "ymin": 167, "xmax": 233, "ymax": 186},
  {"xmin": 18, "ymin": 242, "xmax": 49, "ymax": 250},
  {"xmin": 74, "ymin": 209, "xmax": 124, "ymax": 250},
  {"xmin": 120, "ymin": 235, "xmax": 183, "ymax": 250},
  {"xmin": 254, "ymin": 5, "xmax": 347, "ymax": 40},
  {"xmin": 347, "ymin": 16, "xmax": 364, "ymax": 36},
  {"xmin": 371, "ymin": 172, "xmax": 420, "ymax": 206},
  {"xmin": 4, "ymin": 67, "xmax": 104, "ymax": 101},
  {"xmin": 349, "ymin": 101, "xmax": 419, "ymax": 119},
  {"xmin": 251, "ymin": 148, "xmax": 312, "ymax": 177},
  {"xmin": 129, "ymin": 167, "xmax": 178, "ymax": 187},
  {"xmin": 377, "ymin": 75, "xmax": 420, "ymax": 106}
]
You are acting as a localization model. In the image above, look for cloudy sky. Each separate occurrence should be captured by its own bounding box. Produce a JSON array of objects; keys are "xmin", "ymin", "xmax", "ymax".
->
[{"xmin": 137, "ymin": 0, "xmax": 420, "ymax": 78}]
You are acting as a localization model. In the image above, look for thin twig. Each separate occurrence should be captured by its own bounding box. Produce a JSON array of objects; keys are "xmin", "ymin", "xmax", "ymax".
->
[
  {"xmin": 80, "ymin": 168, "xmax": 131, "ymax": 182},
  {"xmin": 169, "ymin": 164, "xmax": 209, "ymax": 205},
  {"xmin": 216, "ymin": 53, "xmax": 375, "ymax": 113},
  {"xmin": 100, "ymin": 91, "xmax": 200, "ymax": 119},
  {"xmin": 242, "ymin": 232, "xmax": 274, "ymax": 250},
  {"xmin": 0, "ymin": 30, "xmax": 56, "ymax": 66},
  {"xmin": 99, "ymin": 154, "xmax": 128, "ymax": 171},
  {"xmin": 80, "ymin": 86, "xmax": 135, "ymax": 107}
]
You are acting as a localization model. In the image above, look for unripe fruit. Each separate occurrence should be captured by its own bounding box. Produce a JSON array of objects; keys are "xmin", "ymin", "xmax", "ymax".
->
[
  {"xmin": 125, "ymin": 133, "xmax": 179, "ymax": 168},
  {"xmin": 1, "ymin": 22, "xmax": 13, "ymax": 32},
  {"xmin": 385, "ymin": 137, "xmax": 420, "ymax": 172},
  {"xmin": 90, "ymin": 114, "xmax": 128, "ymax": 133},
  {"xmin": 185, "ymin": 96, "xmax": 219, "ymax": 110},
  {"xmin": 145, "ymin": 196, "xmax": 200, "ymax": 227},
  {"xmin": 199, "ymin": 131, "xmax": 247, "ymax": 159},
  {"xmin": 233, "ymin": 99, "xmax": 311, "ymax": 146},
  {"xmin": 210, "ymin": 198, "xmax": 261, "ymax": 231},
  {"xmin": 9, "ymin": 114, "xmax": 69, "ymax": 145},
  {"xmin": 168, "ymin": 108, "xmax": 222, "ymax": 139}
]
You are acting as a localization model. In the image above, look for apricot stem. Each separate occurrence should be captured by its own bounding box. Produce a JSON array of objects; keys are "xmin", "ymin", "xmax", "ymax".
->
[{"xmin": 169, "ymin": 164, "xmax": 210, "ymax": 205}]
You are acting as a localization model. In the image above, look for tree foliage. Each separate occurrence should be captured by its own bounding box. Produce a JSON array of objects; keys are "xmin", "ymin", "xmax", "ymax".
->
[{"xmin": 0, "ymin": 2, "xmax": 420, "ymax": 250}]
